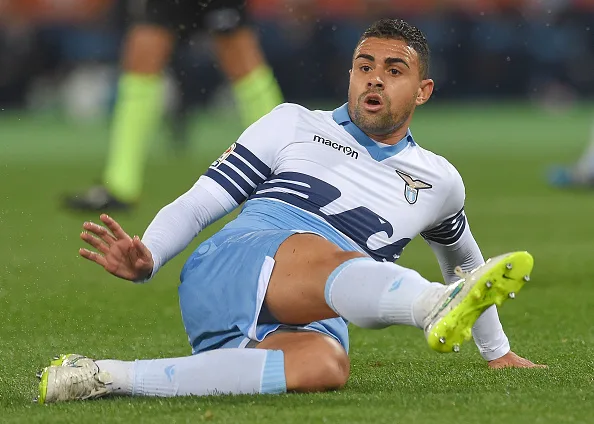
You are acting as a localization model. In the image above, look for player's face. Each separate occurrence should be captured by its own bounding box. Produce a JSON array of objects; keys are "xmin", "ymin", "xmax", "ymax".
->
[{"xmin": 348, "ymin": 38, "xmax": 434, "ymax": 140}]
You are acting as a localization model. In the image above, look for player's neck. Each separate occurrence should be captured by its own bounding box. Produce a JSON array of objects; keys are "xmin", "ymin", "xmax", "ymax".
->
[
  {"xmin": 362, "ymin": 114, "xmax": 413, "ymax": 145},
  {"xmin": 364, "ymin": 126, "xmax": 409, "ymax": 146}
]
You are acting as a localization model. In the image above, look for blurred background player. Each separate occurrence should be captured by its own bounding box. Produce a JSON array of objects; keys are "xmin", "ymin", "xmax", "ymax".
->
[
  {"xmin": 63, "ymin": 0, "xmax": 283, "ymax": 211},
  {"xmin": 548, "ymin": 120, "xmax": 594, "ymax": 188}
]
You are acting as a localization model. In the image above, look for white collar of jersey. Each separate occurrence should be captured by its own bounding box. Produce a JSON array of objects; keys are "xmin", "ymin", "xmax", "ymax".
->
[{"xmin": 332, "ymin": 103, "xmax": 416, "ymax": 162}]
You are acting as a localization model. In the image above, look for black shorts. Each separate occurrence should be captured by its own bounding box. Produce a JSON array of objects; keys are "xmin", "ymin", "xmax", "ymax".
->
[{"xmin": 142, "ymin": 0, "xmax": 248, "ymax": 37}]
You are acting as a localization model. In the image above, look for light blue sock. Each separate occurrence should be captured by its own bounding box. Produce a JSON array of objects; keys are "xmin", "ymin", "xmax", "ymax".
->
[{"xmin": 97, "ymin": 349, "xmax": 286, "ymax": 397}]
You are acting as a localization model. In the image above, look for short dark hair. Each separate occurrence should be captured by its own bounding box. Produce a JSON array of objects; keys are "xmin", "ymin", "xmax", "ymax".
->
[{"xmin": 357, "ymin": 18, "xmax": 430, "ymax": 79}]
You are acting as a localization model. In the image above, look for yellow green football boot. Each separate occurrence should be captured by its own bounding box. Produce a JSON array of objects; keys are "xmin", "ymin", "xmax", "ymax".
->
[
  {"xmin": 49, "ymin": 354, "xmax": 91, "ymax": 367},
  {"xmin": 424, "ymin": 251, "xmax": 534, "ymax": 353},
  {"xmin": 35, "ymin": 354, "xmax": 111, "ymax": 404}
]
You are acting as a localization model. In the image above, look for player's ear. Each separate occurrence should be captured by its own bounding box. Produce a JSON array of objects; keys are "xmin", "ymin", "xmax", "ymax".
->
[{"xmin": 416, "ymin": 79, "xmax": 434, "ymax": 106}]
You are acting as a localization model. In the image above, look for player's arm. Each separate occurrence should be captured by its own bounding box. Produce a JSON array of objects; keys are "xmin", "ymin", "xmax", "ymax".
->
[
  {"xmin": 79, "ymin": 104, "xmax": 297, "ymax": 282},
  {"xmin": 422, "ymin": 169, "xmax": 547, "ymax": 368},
  {"xmin": 139, "ymin": 177, "xmax": 237, "ymax": 280},
  {"xmin": 421, "ymin": 166, "xmax": 510, "ymax": 362},
  {"xmin": 143, "ymin": 103, "xmax": 297, "ymax": 275}
]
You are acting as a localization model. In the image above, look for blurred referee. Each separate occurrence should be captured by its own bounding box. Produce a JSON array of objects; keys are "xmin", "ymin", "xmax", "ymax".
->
[{"xmin": 64, "ymin": 0, "xmax": 283, "ymax": 211}]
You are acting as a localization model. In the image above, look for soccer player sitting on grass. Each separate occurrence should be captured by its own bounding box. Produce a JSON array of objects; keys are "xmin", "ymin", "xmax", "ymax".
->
[{"xmin": 36, "ymin": 18, "xmax": 545, "ymax": 404}]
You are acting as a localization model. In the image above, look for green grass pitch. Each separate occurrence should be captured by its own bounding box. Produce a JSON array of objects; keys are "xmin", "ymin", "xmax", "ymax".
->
[{"xmin": 1, "ymin": 102, "xmax": 593, "ymax": 423}]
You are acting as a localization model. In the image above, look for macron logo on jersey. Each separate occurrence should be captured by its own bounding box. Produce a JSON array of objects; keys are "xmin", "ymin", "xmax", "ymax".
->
[{"xmin": 313, "ymin": 135, "xmax": 358, "ymax": 159}]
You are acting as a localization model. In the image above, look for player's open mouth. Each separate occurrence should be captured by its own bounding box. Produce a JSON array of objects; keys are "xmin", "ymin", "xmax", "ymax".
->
[{"xmin": 362, "ymin": 93, "xmax": 383, "ymax": 112}]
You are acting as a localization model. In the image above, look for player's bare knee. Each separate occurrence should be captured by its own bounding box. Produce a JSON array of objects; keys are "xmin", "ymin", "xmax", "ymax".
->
[
  {"xmin": 213, "ymin": 27, "xmax": 264, "ymax": 82},
  {"xmin": 284, "ymin": 335, "xmax": 350, "ymax": 392},
  {"xmin": 316, "ymin": 346, "xmax": 350, "ymax": 390},
  {"xmin": 300, "ymin": 345, "xmax": 349, "ymax": 391},
  {"xmin": 123, "ymin": 25, "xmax": 174, "ymax": 73}
]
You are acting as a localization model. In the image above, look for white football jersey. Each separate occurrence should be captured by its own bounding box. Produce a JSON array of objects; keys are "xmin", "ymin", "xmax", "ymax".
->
[
  {"xmin": 142, "ymin": 102, "xmax": 510, "ymax": 361},
  {"xmin": 202, "ymin": 103, "xmax": 466, "ymax": 262}
]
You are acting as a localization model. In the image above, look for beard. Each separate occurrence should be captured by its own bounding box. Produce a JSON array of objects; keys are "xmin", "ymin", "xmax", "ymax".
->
[{"xmin": 349, "ymin": 90, "xmax": 416, "ymax": 137}]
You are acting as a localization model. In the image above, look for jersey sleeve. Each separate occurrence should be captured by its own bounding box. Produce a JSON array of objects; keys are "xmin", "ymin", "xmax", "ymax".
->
[
  {"xmin": 420, "ymin": 163, "xmax": 467, "ymax": 246},
  {"xmin": 202, "ymin": 103, "xmax": 299, "ymax": 206},
  {"xmin": 140, "ymin": 177, "xmax": 234, "ymax": 281},
  {"xmin": 138, "ymin": 104, "xmax": 299, "ymax": 281}
]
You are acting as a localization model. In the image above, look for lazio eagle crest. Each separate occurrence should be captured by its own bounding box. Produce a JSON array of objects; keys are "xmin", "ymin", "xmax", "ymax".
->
[{"xmin": 396, "ymin": 170, "xmax": 432, "ymax": 205}]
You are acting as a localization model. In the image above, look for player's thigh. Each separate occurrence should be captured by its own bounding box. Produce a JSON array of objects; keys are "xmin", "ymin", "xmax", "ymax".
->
[
  {"xmin": 256, "ymin": 330, "xmax": 350, "ymax": 392},
  {"xmin": 265, "ymin": 233, "xmax": 365, "ymax": 325}
]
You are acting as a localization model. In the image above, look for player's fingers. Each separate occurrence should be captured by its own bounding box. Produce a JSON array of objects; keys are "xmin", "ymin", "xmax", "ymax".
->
[
  {"xmin": 132, "ymin": 235, "xmax": 152, "ymax": 259},
  {"xmin": 83, "ymin": 221, "xmax": 117, "ymax": 244},
  {"xmin": 488, "ymin": 362, "xmax": 506, "ymax": 369},
  {"xmin": 100, "ymin": 214, "xmax": 130, "ymax": 241},
  {"xmin": 518, "ymin": 358, "xmax": 548, "ymax": 368},
  {"xmin": 80, "ymin": 231, "xmax": 109, "ymax": 254},
  {"xmin": 79, "ymin": 248, "xmax": 108, "ymax": 268},
  {"xmin": 518, "ymin": 363, "xmax": 547, "ymax": 369}
]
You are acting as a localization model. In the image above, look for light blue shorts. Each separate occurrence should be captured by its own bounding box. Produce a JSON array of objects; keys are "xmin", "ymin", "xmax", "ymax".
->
[{"xmin": 178, "ymin": 228, "xmax": 349, "ymax": 354}]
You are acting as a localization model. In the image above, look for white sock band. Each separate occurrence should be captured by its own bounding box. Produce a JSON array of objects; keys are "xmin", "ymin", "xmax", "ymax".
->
[{"xmin": 325, "ymin": 257, "xmax": 442, "ymax": 328}]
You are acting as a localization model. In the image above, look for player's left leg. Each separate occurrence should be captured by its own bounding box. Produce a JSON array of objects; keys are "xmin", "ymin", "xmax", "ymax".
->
[
  {"xmin": 265, "ymin": 234, "xmax": 534, "ymax": 354},
  {"xmin": 209, "ymin": 0, "xmax": 283, "ymax": 128},
  {"xmin": 35, "ymin": 329, "xmax": 348, "ymax": 403}
]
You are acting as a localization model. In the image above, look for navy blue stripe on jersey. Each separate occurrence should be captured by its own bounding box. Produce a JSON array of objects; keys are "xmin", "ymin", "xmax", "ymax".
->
[
  {"xmin": 421, "ymin": 208, "xmax": 467, "ymax": 245},
  {"xmin": 226, "ymin": 154, "xmax": 265, "ymax": 186},
  {"xmin": 250, "ymin": 172, "xmax": 411, "ymax": 262},
  {"xmin": 216, "ymin": 163, "xmax": 254, "ymax": 195},
  {"xmin": 205, "ymin": 168, "xmax": 246, "ymax": 204},
  {"xmin": 234, "ymin": 143, "xmax": 271, "ymax": 177}
]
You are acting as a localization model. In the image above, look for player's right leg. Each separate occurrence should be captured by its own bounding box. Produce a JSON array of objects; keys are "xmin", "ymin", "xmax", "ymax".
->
[
  {"xmin": 36, "ymin": 326, "xmax": 348, "ymax": 403},
  {"xmin": 36, "ymin": 228, "xmax": 351, "ymax": 403},
  {"xmin": 64, "ymin": 1, "xmax": 177, "ymax": 211}
]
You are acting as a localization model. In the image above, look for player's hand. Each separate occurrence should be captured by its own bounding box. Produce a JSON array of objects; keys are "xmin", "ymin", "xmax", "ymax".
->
[
  {"xmin": 79, "ymin": 214, "xmax": 154, "ymax": 282},
  {"xmin": 488, "ymin": 351, "xmax": 548, "ymax": 369}
]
